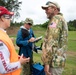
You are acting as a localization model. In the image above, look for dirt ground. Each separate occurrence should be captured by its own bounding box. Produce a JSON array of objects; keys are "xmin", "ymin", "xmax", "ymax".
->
[
  {"xmin": 67, "ymin": 51, "xmax": 76, "ymax": 57},
  {"xmin": 6, "ymin": 26, "xmax": 20, "ymax": 36}
]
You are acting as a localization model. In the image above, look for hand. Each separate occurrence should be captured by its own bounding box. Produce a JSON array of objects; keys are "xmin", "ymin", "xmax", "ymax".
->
[
  {"xmin": 19, "ymin": 54, "xmax": 30, "ymax": 65},
  {"xmin": 44, "ymin": 65, "xmax": 51, "ymax": 75},
  {"xmin": 28, "ymin": 37, "xmax": 35, "ymax": 42},
  {"xmin": 18, "ymin": 55, "xmax": 20, "ymax": 59}
]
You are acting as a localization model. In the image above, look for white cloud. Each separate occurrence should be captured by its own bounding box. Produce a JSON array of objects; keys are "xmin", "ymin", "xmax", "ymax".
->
[{"xmin": 16, "ymin": 0, "xmax": 76, "ymax": 24}]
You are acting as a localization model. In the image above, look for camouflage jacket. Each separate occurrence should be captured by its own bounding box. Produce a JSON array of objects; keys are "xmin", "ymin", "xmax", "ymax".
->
[{"xmin": 42, "ymin": 14, "xmax": 68, "ymax": 68}]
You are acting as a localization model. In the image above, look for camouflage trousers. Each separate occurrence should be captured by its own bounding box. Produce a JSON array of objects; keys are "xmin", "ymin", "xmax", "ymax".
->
[
  {"xmin": 49, "ymin": 67, "xmax": 64, "ymax": 75},
  {"xmin": 21, "ymin": 58, "xmax": 33, "ymax": 75},
  {"xmin": 22, "ymin": 63, "xmax": 31, "ymax": 75}
]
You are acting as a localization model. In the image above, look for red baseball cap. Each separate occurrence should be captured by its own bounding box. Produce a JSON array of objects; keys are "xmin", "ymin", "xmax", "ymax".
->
[{"xmin": 0, "ymin": 6, "xmax": 14, "ymax": 16}]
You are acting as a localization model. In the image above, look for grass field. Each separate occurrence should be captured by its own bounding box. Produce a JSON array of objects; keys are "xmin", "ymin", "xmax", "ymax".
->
[
  {"xmin": 32, "ymin": 26, "xmax": 76, "ymax": 75},
  {"xmin": 11, "ymin": 26, "xmax": 76, "ymax": 75}
]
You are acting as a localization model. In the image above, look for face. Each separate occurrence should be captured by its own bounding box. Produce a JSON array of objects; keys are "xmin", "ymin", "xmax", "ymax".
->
[
  {"xmin": 4, "ymin": 17, "xmax": 11, "ymax": 28},
  {"xmin": 1, "ymin": 15, "xmax": 12, "ymax": 29},
  {"xmin": 44, "ymin": 6, "xmax": 55, "ymax": 19},
  {"xmin": 24, "ymin": 23, "xmax": 32, "ymax": 30}
]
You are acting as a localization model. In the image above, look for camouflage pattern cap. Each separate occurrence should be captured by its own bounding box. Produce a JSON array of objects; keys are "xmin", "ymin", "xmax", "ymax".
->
[
  {"xmin": 41, "ymin": 1, "xmax": 60, "ymax": 11},
  {"xmin": 24, "ymin": 18, "xmax": 33, "ymax": 25}
]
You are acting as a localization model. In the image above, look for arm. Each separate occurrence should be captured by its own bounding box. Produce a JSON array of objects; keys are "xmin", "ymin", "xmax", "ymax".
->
[
  {"xmin": 41, "ymin": 27, "xmax": 52, "ymax": 65},
  {"xmin": 16, "ymin": 30, "xmax": 29, "ymax": 47},
  {"xmin": 0, "ymin": 41, "xmax": 21, "ymax": 74},
  {"xmin": 59, "ymin": 19, "xmax": 68, "ymax": 54},
  {"xmin": 0, "ymin": 41, "xmax": 30, "ymax": 74},
  {"xmin": 41, "ymin": 29, "xmax": 51, "ymax": 75}
]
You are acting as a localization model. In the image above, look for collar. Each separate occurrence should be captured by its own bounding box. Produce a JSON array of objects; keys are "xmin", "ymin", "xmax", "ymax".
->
[
  {"xmin": 20, "ymin": 26, "xmax": 30, "ymax": 32},
  {"xmin": 0, "ymin": 28, "xmax": 6, "ymax": 33}
]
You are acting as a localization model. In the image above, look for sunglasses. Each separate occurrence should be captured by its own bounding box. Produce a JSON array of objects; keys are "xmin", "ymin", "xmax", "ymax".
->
[
  {"xmin": 3, "ymin": 14, "xmax": 12, "ymax": 19},
  {"xmin": 28, "ymin": 23, "xmax": 32, "ymax": 26}
]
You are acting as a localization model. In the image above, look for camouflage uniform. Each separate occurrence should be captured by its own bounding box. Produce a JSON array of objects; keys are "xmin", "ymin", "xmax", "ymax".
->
[
  {"xmin": 42, "ymin": 13, "xmax": 68, "ymax": 68},
  {"xmin": 22, "ymin": 58, "xmax": 33, "ymax": 75}
]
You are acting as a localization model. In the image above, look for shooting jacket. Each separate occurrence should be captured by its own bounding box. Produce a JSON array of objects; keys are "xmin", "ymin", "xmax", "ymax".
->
[{"xmin": 42, "ymin": 14, "xmax": 68, "ymax": 68}]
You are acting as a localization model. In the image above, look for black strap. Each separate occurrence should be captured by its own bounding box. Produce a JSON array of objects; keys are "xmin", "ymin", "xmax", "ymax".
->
[{"xmin": 21, "ymin": 28, "xmax": 29, "ymax": 39}]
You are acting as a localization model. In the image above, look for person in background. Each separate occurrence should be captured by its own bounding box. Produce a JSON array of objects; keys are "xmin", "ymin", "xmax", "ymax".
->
[
  {"xmin": 16, "ymin": 18, "xmax": 36, "ymax": 75},
  {"xmin": 41, "ymin": 1, "xmax": 68, "ymax": 75},
  {"xmin": 0, "ymin": 6, "xmax": 30, "ymax": 75}
]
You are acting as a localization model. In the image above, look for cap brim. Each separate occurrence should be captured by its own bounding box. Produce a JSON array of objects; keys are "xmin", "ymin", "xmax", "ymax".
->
[
  {"xmin": 25, "ymin": 22, "xmax": 32, "ymax": 25},
  {"xmin": 41, "ymin": 4, "xmax": 56, "ymax": 10},
  {"xmin": 41, "ymin": 5, "xmax": 49, "ymax": 9},
  {"xmin": 8, "ymin": 12, "xmax": 14, "ymax": 15}
]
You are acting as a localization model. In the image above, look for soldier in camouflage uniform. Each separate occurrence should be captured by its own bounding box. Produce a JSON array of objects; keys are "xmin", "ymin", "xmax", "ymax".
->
[{"xmin": 41, "ymin": 1, "xmax": 68, "ymax": 75}]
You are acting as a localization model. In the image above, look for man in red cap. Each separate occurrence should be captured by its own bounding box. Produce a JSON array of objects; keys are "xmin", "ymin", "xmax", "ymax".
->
[{"xmin": 0, "ymin": 6, "xmax": 30, "ymax": 75}]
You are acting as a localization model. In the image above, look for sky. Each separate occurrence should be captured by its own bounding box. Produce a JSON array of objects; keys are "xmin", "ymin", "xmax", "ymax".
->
[{"xmin": 16, "ymin": 0, "xmax": 76, "ymax": 24}]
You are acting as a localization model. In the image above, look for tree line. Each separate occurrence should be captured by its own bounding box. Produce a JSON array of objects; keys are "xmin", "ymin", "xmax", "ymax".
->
[
  {"xmin": 10, "ymin": 19, "xmax": 76, "ymax": 31},
  {"xmin": 40, "ymin": 20, "xmax": 76, "ymax": 31},
  {"xmin": 68, "ymin": 20, "xmax": 76, "ymax": 31}
]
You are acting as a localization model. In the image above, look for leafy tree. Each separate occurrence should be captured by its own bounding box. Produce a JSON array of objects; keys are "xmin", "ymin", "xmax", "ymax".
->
[
  {"xmin": 0, "ymin": 0, "xmax": 22, "ymax": 20},
  {"xmin": 41, "ymin": 20, "xmax": 49, "ymax": 28},
  {"xmin": 68, "ymin": 20, "xmax": 76, "ymax": 31},
  {"xmin": 73, "ymin": 20, "xmax": 76, "ymax": 28}
]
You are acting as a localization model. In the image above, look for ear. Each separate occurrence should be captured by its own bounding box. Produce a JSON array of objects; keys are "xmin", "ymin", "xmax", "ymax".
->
[
  {"xmin": 0, "ymin": 16, "xmax": 5, "ymax": 22},
  {"xmin": 54, "ymin": 7, "xmax": 57, "ymax": 11}
]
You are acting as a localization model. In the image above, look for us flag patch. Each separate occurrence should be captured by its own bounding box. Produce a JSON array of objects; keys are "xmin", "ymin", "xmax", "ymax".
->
[{"xmin": 49, "ymin": 22, "xmax": 57, "ymax": 28}]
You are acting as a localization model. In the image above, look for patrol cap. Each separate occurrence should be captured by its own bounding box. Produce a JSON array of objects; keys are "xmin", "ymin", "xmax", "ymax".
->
[
  {"xmin": 0, "ymin": 6, "xmax": 14, "ymax": 16},
  {"xmin": 24, "ymin": 18, "xmax": 33, "ymax": 25},
  {"xmin": 41, "ymin": 1, "xmax": 60, "ymax": 11}
]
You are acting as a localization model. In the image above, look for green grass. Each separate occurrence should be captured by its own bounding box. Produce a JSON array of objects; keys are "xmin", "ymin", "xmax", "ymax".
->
[
  {"xmin": 68, "ymin": 31, "xmax": 76, "ymax": 51},
  {"xmin": 33, "ymin": 29, "xmax": 76, "ymax": 75},
  {"xmin": 10, "ymin": 26, "xmax": 76, "ymax": 75}
]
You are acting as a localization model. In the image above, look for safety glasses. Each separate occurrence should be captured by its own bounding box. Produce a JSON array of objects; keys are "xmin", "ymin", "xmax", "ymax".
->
[
  {"xmin": 3, "ymin": 14, "xmax": 12, "ymax": 19},
  {"xmin": 27, "ymin": 23, "xmax": 32, "ymax": 26}
]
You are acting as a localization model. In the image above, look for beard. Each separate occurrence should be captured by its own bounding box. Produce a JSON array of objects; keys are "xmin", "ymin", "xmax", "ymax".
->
[{"xmin": 46, "ymin": 12, "xmax": 54, "ymax": 19}]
